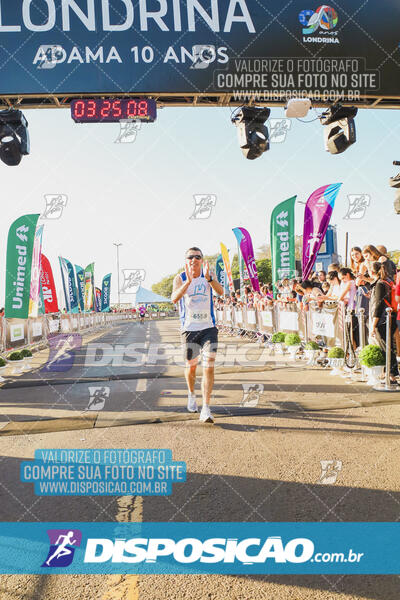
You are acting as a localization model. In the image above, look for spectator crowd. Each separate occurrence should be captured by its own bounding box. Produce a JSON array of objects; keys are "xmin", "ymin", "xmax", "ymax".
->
[{"xmin": 216, "ymin": 245, "xmax": 400, "ymax": 383}]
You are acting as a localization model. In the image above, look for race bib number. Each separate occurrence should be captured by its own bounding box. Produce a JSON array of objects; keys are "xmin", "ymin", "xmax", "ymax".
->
[{"xmin": 189, "ymin": 310, "xmax": 209, "ymax": 324}]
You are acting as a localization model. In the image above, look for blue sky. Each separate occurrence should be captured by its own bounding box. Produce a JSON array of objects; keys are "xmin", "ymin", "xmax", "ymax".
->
[{"xmin": 1, "ymin": 104, "xmax": 399, "ymax": 305}]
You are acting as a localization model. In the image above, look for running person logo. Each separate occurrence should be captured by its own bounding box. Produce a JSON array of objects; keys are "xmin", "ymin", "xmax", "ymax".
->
[
  {"xmin": 41, "ymin": 194, "xmax": 68, "ymax": 220},
  {"xmin": 189, "ymin": 195, "xmax": 217, "ymax": 220},
  {"xmin": 42, "ymin": 529, "xmax": 82, "ymax": 568},
  {"xmin": 86, "ymin": 386, "xmax": 110, "ymax": 411},
  {"xmin": 318, "ymin": 460, "xmax": 342, "ymax": 484},
  {"xmin": 121, "ymin": 269, "xmax": 146, "ymax": 294},
  {"xmin": 41, "ymin": 334, "xmax": 82, "ymax": 372},
  {"xmin": 240, "ymin": 383, "xmax": 264, "ymax": 407}
]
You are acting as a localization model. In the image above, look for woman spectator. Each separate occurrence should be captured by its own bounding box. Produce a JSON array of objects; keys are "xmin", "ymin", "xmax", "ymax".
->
[
  {"xmin": 376, "ymin": 245, "xmax": 397, "ymax": 282},
  {"xmin": 350, "ymin": 247, "xmax": 367, "ymax": 278},
  {"xmin": 361, "ymin": 245, "xmax": 385, "ymax": 283},
  {"xmin": 325, "ymin": 271, "xmax": 341, "ymax": 299},
  {"xmin": 338, "ymin": 267, "xmax": 358, "ymax": 347},
  {"xmin": 369, "ymin": 261, "xmax": 399, "ymax": 383}
]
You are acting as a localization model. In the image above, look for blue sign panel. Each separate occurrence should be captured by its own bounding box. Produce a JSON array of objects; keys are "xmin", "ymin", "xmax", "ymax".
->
[{"xmin": 0, "ymin": 1, "xmax": 398, "ymax": 97}]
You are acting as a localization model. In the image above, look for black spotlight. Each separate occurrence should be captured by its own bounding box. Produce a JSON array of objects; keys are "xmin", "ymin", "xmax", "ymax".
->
[
  {"xmin": 320, "ymin": 103, "xmax": 358, "ymax": 155},
  {"xmin": 0, "ymin": 109, "xmax": 30, "ymax": 166},
  {"xmin": 390, "ymin": 161, "xmax": 400, "ymax": 214},
  {"xmin": 232, "ymin": 106, "xmax": 270, "ymax": 160}
]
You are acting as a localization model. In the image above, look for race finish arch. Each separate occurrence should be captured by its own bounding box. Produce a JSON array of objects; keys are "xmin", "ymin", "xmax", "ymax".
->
[{"xmin": 0, "ymin": 0, "xmax": 399, "ymax": 110}]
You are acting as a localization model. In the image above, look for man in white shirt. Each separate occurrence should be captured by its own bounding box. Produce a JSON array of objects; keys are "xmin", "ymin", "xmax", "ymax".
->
[{"xmin": 171, "ymin": 248, "xmax": 223, "ymax": 423}]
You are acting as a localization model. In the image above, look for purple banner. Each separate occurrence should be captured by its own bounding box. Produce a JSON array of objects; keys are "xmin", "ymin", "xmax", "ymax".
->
[
  {"xmin": 232, "ymin": 227, "xmax": 260, "ymax": 292},
  {"xmin": 302, "ymin": 183, "xmax": 342, "ymax": 280}
]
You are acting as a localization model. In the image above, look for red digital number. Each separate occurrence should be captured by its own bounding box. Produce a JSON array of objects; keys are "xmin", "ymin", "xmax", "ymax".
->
[
  {"xmin": 112, "ymin": 100, "xmax": 122, "ymax": 118},
  {"xmin": 87, "ymin": 100, "xmax": 96, "ymax": 118},
  {"xmin": 138, "ymin": 100, "xmax": 148, "ymax": 117},
  {"xmin": 74, "ymin": 101, "xmax": 85, "ymax": 118},
  {"xmin": 127, "ymin": 100, "xmax": 137, "ymax": 117},
  {"xmin": 100, "ymin": 100, "xmax": 112, "ymax": 118}
]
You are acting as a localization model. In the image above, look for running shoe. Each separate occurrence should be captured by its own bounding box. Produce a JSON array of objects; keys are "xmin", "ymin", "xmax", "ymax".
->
[
  {"xmin": 199, "ymin": 405, "xmax": 214, "ymax": 423},
  {"xmin": 187, "ymin": 395, "xmax": 198, "ymax": 413}
]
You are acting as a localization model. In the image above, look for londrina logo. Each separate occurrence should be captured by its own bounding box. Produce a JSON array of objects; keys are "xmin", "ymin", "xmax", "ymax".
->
[
  {"xmin": 42, "ymin": 529, "xmax": 82, "ymax": 568},
  {"xmin": 299, "ymin": 5, "xmax": 338, "ymax": 34}
]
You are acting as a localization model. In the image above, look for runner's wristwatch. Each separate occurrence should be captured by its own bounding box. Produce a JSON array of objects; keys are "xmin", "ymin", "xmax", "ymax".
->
[{"xmin": 206, "ymin": 276, "xmax": 213, "ymax": 283}]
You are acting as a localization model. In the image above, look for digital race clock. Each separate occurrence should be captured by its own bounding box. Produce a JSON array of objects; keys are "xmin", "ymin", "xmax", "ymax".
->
[{"xmin": 70, "ymin": 98, "xmax": 157, "ymax": 123}]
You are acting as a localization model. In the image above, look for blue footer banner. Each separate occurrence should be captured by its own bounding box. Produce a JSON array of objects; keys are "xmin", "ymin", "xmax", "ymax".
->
[{"xmin": 0, "ymin": 523, "xmax": 399, "ymax": 575}]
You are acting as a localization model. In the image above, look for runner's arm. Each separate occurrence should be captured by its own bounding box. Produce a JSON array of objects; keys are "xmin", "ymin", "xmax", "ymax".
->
[
  {"xmin": 209, "ymin": 279, "xmax": 224, "ymax": 296},
  {"xmin": 171, "ymin": 274, "xmax": 190, "ymax": 304}
]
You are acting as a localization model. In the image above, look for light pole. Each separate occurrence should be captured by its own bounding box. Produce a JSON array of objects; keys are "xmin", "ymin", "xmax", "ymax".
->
[{"xmin": 113, "ymin": 243, "xmax": 122, "ymax": 308}]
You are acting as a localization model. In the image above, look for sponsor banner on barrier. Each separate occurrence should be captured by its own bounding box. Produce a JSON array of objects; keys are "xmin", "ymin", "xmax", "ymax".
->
[
  {"xmin": 246, "ymin": 310, "xmax": 257, "ymax": 325},
  {"xmin": 279, "ymin": 310, "xmax": 299, "ymax": 332},
  {"xmin": 47, "ymin": 316, "xmax": 60, "ymax": 335},
  {"xmin": 5, "ymin": 319, "xmax": 29, "ymax": 348},
  {"xmin": 0, "ymin": 522, "xmax": 399, "ymax": 575},
  {"xmin": 261, "ymin": 311, "xmax": 273, "ymax": 328},
  {"xmin": 311, "ymin": 311, "xmax": 335, "ymax": 338},
  {"xmin": 29, "ymin": 318, "xmax": 44, "ymax": 342},
  {"xmin": 235, "ymin": 310, "xmax": 243, "ymax": 325}
]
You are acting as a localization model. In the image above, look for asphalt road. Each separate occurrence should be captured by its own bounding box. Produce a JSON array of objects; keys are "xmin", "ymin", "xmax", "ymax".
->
[{"xmin": 0, "ymin": 318, "xmax": 399, "ymax": 599}]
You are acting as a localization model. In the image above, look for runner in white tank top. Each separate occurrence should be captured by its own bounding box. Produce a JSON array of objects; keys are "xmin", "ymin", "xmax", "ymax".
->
[{"xmin": 171, "ymin": 247, "xmax": 223, "ymax": 423}]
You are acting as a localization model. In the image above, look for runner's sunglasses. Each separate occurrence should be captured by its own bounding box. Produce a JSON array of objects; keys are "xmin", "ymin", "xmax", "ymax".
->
[{"xmin": 186, "ymin": 254, "xmax": 202, "ymax": 260}]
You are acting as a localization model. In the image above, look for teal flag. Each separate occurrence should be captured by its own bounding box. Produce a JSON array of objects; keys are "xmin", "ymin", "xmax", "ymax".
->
[
  {"xmin": 75, "ymin": 265, "xmax": 85, "ymax": 312},
  {"xmin": 5, "ymin": 213, "xmax": 40, "ymax": 319},
  {"xmin": 59, "ymin": 257, "xmax": 79, "ymax": 314},
  {"xmin": 101, "ymin": 274, "xmax": 112, "ymax": 312},
  {"xmin": 270, "ymin": 196, "xmax": 296, "ymax": 294}
]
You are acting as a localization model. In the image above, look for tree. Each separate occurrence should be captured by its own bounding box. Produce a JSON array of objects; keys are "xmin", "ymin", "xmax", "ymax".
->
[{"xmin": 152, "ymin": 273, "xmax": 177, "ymax": 299}]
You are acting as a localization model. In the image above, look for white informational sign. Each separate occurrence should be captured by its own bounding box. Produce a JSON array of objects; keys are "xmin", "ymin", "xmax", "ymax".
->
[
  {"xmin": 247, "ymin": 311, "xmax": 257, "ymax": 325},
  {"xmin": 10, "ymin": 324, "xmax": 24, "ymax": 342},
  {"xmin": 49, "ymin": 319, "xmax": 60, "ymax": 333},
  {"xmin": 312, "ymin": 311, "xmax": 335, "ymax": 338},
  {"xmin": 72, "ymin": 318, "xmax": 78, "ymax": 329},
  {"xmin": 217, "ymin": 310, "xmax": 224, "ymax": 322},
  {"xmin": 226, "ymin": 309, "xmax": 232, "ymax": 322},
  {"xmin": 235, "ymin": 310, "xmax": 243, "ymax": 324},
  {"xmin": 261, "ymin": 311, "xmax": 273, "ymax": 328},
  {"xmin": 279, "ymin": 310, "xmax": 299, "ymax": 331},
  {"xmin": 61, "ymin": 319, "xmax": 70, "ymax": 333},
  {"xmin": 31, "ymin": 321, "xmax": 43, "ymax": 338}
]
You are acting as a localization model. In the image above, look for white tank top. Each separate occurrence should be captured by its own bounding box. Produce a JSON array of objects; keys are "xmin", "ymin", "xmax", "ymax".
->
[{"xmin": 179, "ymin": 271, "xmax": 216, "ymax": 332}]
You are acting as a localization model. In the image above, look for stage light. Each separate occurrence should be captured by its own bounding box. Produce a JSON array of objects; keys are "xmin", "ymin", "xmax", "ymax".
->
[
  {"xmin": 232, "ymin": 106, "xmax": 270, "ymax": 160},
  {"xmin": 285, "ymin": 98, "xmax": 311, "ymax": 118},
  {"xmin": 320, "ymin": 103, "xmax": 357, "ymax": 155},
  {"xmin": 0, "ymin": 109, "xmax": 30, "ymax": 166}
]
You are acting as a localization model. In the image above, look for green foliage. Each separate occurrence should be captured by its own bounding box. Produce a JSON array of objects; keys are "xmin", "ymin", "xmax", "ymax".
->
[
  {"xmin": 327, "ymin": 347, "xmax": 345, "ymax": 359},
  {"xmin": 305, "ymin": 341, "xmax": 320, "ymax": 350},
  {"xmin": 271, "ymin": 332, "xmax": 285, "ymax": 343},
  {"xmin": 21, "ymin": 349, "xmax": 33, "ymax": 358},
  {"xmin": 0, "ymin": 357, "xmax": 6, "ymax": 367},
  {"xmin": 231, "ymin": 257, "xmax": 272, "ymax": 285},
  {"xmin": 358, "ymin": 344, "xmax": 385, "ymax": 367},
  {"xmin": 7, "ymin": 351, "xmax": 23, "ymax": 361},
  {"xmin": 151, "ymin": 273, "xmax": 177, "ymax": 299},
  {"xmin": 285, "ymin": 333, "xmax": 301, "ymax": 346}
]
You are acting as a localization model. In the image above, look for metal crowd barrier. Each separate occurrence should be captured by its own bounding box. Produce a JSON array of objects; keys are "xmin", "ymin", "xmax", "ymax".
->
[
  {"xmin": 0, "ymin": 312, "xmax": 132, "ymax": 353},
  {"xmin": 216, "ymin": 301, "xmax": 345, "ymax": 350}
]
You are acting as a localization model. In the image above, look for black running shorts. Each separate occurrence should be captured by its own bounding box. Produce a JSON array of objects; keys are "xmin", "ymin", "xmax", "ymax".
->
[{"xmin": 181, "ymin": 327, "xmax": 218, "ymax": 362}]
